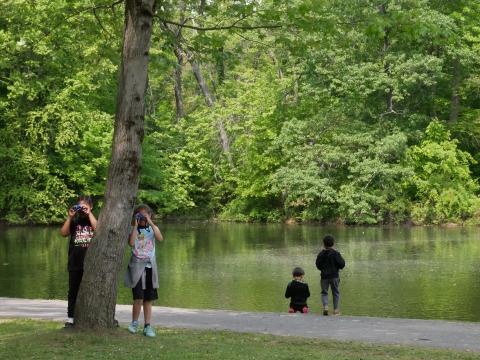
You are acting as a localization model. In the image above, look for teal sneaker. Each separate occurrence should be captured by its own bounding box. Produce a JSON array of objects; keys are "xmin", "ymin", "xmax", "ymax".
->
[
  {"xmin": 143, "ymin": 325, "xmax": 156, "ymax": 338},
  {"xmin": 127, "ymin": 321, "xmax": 138, "ymax": 334}
]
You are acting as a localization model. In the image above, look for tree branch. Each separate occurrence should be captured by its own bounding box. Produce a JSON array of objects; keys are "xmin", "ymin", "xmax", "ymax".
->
[
  {"xmin": 34, "ymin": 0, "xmax": 123, "ymax": 45},
  {"xmin": 153, "ymin": 14, "xmax": 282, "ymax": 31},
  {"xmin": 93, "ymin": 7, "xmax": 113, "ymax": 38}
]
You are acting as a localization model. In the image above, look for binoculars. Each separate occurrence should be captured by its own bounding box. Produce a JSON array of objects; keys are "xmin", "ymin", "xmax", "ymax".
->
[
  {"xmin": 73, "ymin": 205, "xmax": 83, "ymax": 211},
  {"xmin": 136, "ymin": 214, "xmax": 147, "ymax": 220}
]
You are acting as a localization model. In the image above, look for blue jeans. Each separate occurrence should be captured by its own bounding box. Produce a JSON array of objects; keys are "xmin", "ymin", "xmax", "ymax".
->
[{"xmin": 321, "ymin": 278, "xmax": 340, "ymax": 310}]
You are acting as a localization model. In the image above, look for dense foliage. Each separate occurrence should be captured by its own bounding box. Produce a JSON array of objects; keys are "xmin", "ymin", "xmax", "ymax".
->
[{"xmin": 1, "ymin": 0, "xmax": 480, "ymax": 225}]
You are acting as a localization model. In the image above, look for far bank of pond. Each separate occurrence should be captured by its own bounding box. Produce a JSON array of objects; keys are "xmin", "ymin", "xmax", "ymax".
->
[{"xmin": 0, "ymin": 223, "xmax": 479, "ymax": 322}]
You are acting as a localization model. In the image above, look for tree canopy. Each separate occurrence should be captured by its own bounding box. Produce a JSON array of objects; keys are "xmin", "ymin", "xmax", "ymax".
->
[{"xmin": 2, "ymin": 0, "xmax": 480, "ymax": 226}]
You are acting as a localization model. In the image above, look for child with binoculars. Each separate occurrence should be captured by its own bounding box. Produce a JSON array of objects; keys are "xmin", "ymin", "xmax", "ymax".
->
[{"xmin": 123, "ymin": 204, "xmax": 163, "ymax": 338}]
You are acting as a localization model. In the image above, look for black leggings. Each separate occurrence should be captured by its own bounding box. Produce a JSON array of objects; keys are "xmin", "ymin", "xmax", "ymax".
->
[{"xmin": 68, "ymin": 270, "xmax": 84, "ymax": 318}]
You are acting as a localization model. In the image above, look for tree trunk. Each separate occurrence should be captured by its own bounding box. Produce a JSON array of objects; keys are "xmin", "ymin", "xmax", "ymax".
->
[
  {"xmin": 189, "ymin": 57, "xmax": 235, "ymax": 169},
  {"xmin": 293, "ymin": 63, "xmax": 298, "ymax": 106},
  {"xmin": 217, "ymin": 46, "xmax": 225, "ymax": 86},
  {"xmin": 74, "ymin": 0, "xmax": 156, "ymax": 331},
  {"xmin": 191, "ymin": 59, "xmax": 214, "ymax": 106},
  {"xmin": 379, "ymin": 4, "xmax": 393, "ymax": 112},
  {"xmin": 449, "ymin": 58, "xmax": 461, "ymax": 123},
  {"xmin": 173, "ymin": 46, "xmax": 184, "ymax": 124}
]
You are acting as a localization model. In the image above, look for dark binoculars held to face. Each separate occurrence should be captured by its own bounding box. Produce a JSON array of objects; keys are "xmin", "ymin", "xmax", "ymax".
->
[
  {"xmin": 73, "ymin": 205, "xmax": 83, "ymax": 211},
  {"xmin": 136, "ymin": 214, "xmax": 146, "ymax": 220}
]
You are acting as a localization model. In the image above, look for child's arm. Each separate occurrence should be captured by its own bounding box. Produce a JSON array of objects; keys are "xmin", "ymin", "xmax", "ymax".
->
[
  {"xmin": 306, "ymin": 284, "xmax": 311, "ymax": 298},
  {"xmin": 285, "ymin": 283, "xmax": 291, "ymax": 298},
  {"xmin": 60, "ymin": 207, "xmax": 76, "ymax": 237},
  {"xmin": 128, "ymin": 217, "xmax": 138, "ymax": 247},
  {"xmin": 146, "ymin": 214, "xmax": 163, "ymax": 242},
  {"xmin": 82, "ymin": 206, "xmax": 98, "ymax": 231},
  {"xmin": 335, "ymin": 251, "xmax": 346, "ymax": 269},
  {"xmin": 315, "ymin": 252, "xmax": 324, "ymax": 270}
]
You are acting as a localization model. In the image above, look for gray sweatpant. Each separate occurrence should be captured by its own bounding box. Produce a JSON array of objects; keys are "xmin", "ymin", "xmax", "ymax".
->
[{"xmin": 321, "ymin": 278, "xmax": 340, "ymax": 310}]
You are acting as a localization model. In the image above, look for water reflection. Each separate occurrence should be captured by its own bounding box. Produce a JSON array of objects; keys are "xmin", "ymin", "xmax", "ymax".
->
[{"xmin": 0, "ymin": 223, "xmax": 479, "ymax": 321}]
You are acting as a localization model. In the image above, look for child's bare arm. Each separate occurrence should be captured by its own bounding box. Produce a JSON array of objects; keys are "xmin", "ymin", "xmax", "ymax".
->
[
  {"xmin": 60, "ymin": 207, "xmax": 76, "ymax": 237},
  {"xmin": 128, "ymin": 219, "xmax": 137, "ymax": 247},
  {"xmin": 153, "ymin": 226, "xmax": 163, "ymax": 242},
  {"xmin": 145, "ymin": 213, "xmax": 163, "ymax": 242},
  {"xmin": 82, "ymin": 206, "xmax": 97, "ymax": 231}
]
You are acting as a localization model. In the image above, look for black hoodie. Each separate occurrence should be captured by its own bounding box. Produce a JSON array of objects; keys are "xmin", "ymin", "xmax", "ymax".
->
[
  {"xmin": 315, "ymin": 248, "xmax": 345, "ymax": 279},
  {"xmin": 285, "ymin": 279, "xmax": 310, "ymax": 306}
]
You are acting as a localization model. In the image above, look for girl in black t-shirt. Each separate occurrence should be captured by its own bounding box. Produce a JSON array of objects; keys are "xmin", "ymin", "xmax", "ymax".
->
[{"xmin": 60, "ymin": 195, "xmax": 97, "ymax": 328}]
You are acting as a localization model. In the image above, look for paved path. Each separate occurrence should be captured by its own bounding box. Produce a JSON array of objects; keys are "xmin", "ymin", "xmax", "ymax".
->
[{"xmin": 1, "ymin": 297, "xmax": 479, "ymax": 352}]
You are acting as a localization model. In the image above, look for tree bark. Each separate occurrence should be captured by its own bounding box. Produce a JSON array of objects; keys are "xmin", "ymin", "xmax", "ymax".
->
[
  {"xmin": 449, "ymin": 58, "xmax": 461, "ymax": 123},
  {"xmin": 293, "ymin": 63, "xmax": 298, "ymax": 106},
  {"xmin": 191, "ymin": 59, "xmax": 214, "ymax": 106},
  {"xmin": 173, "ymin": 46, "xmax": 184, "ymax": 124},
  {"xmin": 190, "ymin": 59, "xmax": 235, "ymax": 170},
  {"xmin": 379, "ymin": 4, "xmax": 393, "ymax": 112},
  {"xmin": 74, "ymin": 0, "xmax": 156, "ymax": 331}
]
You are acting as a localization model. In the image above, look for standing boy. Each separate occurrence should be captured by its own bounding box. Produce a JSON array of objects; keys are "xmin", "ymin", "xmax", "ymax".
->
[
  {"xmin": 285, "ymin": 267, "xmax": 310, "ymax": 314},
  {"xmin": 315, "ymin": 234, "xmax": 345, "ymax": 315}
]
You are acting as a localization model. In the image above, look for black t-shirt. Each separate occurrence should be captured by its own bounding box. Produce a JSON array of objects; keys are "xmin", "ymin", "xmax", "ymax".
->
[
  {"xmin": 68, "ymin": 217, "xmax": 94, "ymax": 271},
  {"xmin": 285, "ymin": 280, "xmax": 310, "ymax": 306}
]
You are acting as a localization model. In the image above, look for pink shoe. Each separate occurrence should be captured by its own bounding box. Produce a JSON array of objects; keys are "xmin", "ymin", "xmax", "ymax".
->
[
  {"xmin": 289, "ymin": 308, "xmax": 295, "ymax": 313},
  {"xmin": 302, "ymin": 307, "xmax": 309, "ymax": 314}
]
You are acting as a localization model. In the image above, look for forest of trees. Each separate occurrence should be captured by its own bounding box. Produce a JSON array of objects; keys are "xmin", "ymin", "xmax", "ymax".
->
[{"xmin": 2, "ymin": 0, "xmax": 480, "ymax": 226}]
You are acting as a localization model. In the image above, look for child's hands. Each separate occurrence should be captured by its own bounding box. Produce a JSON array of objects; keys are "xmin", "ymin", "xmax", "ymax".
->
[
  {"xmin": 145, "ymin": 213, "xmax": 154, "ymax": 226},
  {"xmin": 68, "ymin": 206, "xmax": 77, "ymax": 218},
  {"xmin": 82, "ymin": 206, "xmax": 91, "ymax": 215}
]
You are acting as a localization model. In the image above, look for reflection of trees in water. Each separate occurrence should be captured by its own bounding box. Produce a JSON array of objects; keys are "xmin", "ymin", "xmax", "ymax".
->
[
  {"xmin": 0, "ymin": 227, "xmax": 68, "ymax": 300},
  {"xmin": 3, "ymin": 224, "xmax": 480, "ymax": 321}
]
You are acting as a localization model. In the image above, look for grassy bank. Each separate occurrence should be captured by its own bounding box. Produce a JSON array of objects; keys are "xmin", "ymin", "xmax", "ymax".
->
[{"xmin": 0, "ymin": 319, "xmax": 478, "ymax": 359}]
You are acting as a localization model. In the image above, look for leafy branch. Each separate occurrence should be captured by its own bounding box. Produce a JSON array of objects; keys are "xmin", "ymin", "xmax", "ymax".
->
[{"xmin": 144, "ymin": 6, "xmax": 282, "ymax": 31}]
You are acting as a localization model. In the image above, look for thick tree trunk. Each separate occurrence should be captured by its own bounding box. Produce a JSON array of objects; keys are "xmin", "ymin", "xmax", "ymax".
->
[
  {"xmin": 449, "ymin": 58, "xmax": 461, "ymax": 123},
  {"xmin": 74, "ymin": 0, "xmax": 156, "ymax": 331}
]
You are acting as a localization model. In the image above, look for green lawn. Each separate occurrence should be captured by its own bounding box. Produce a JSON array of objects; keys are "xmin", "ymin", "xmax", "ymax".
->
[{"xmin": 0, "ymin": 319, "xmax": 478, "ymax": 359}]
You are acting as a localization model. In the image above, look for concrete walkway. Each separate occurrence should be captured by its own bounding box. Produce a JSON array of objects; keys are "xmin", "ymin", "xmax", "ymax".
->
[{"xmin": 1, "ymin": 297, "xmax": 479, "ymax": 352}]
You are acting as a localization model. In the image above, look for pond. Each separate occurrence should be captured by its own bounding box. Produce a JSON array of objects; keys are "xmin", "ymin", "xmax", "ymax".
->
[{"xmin": 1, "ymin": 223, "xmax": 480, "ymax": 322}]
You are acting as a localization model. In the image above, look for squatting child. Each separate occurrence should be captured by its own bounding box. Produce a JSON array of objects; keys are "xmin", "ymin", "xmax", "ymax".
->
[
  {"xmin": 315, "ymin": 234, "xmax": 345, "ymax": 315},
  {"xmin": 60, "ymin": 195, "xmax": 97, "ymax": 328},
  {"xmin": 285, "ymin": 267, "xmax": 310, "ymax": 314},
  {"xmin": 124, "ymin": 204, "xmax": 163, "ymax": 338}
]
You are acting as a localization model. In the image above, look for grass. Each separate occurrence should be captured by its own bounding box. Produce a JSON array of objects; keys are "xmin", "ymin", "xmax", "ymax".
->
[{"xmin": 0, "ymin": 318, "xmax": 478, "ymax": 359}]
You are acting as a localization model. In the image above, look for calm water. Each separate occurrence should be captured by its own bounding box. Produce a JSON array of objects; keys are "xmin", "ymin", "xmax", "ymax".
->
[{"xmin": 1, "ymin": 223, "xmax": 480, "ymax": 322}]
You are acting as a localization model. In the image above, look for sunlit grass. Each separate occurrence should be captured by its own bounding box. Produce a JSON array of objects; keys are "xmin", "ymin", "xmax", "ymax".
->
[{"xmin": 0, "ymin": 319, "xmax": 478, "ymax": 359}]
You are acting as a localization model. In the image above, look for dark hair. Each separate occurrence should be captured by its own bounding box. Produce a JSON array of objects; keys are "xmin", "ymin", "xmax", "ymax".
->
[
  {"xmin": 133, "ymin": 204, "xmax": 153, "ymax": 216},
  {"xmin": 323, "ymin": 234, "xmax": 335, "ymax": 247},
  {"xmin": 292, "ymin": 267, "xmax": 305, "ymax": 277},
  {"xmin": 77, "ymin": 194, "xmax": 93, "ymax": 205}
]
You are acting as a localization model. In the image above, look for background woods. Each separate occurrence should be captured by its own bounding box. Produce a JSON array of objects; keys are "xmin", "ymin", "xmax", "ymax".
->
[{"xmin": 2, "ymin": 0, "xmax": 480, "ymax": 226}]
